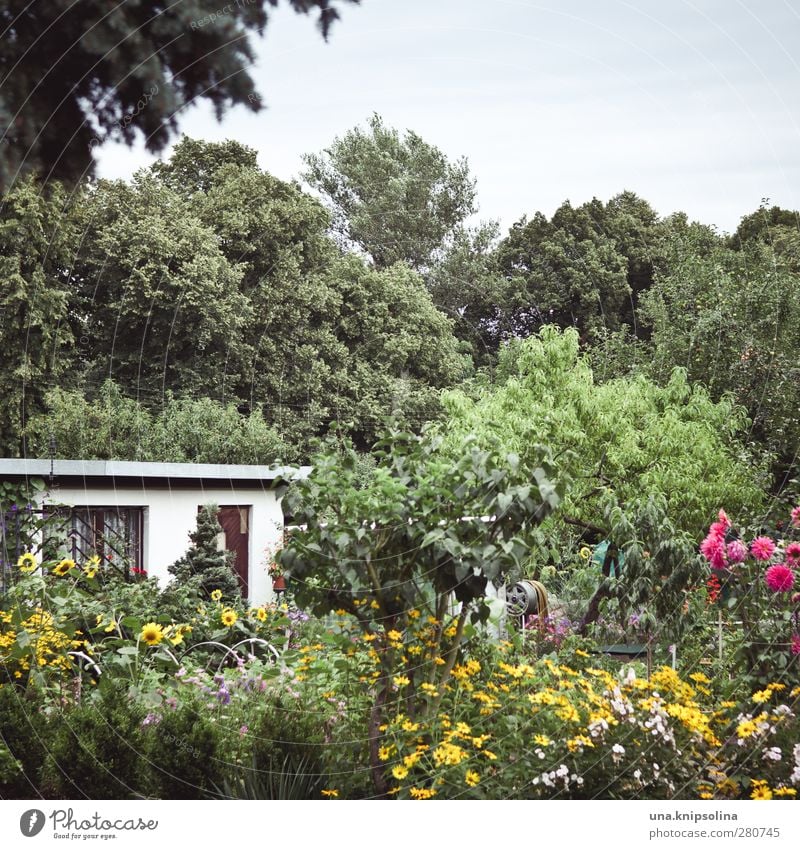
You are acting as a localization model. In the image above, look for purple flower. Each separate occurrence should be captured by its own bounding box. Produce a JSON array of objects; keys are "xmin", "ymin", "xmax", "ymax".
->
[{"xmin": 141, "ymin": 713, "xmax": 161, "ymax": 727}]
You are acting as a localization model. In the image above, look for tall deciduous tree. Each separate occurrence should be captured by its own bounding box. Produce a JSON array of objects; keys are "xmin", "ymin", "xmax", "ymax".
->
[
  {"xmin": 72, "ymin": 173, "xmax": 251, "ymax": 400},
  {"xmin": 442, "ymin": 326, "xmax": 765, "ymax": 539},
  {"xmin": 0, "ymin": 177, "xmax": 75, "ymax": 454},
  {"xmin": 301, "ymin": 113, "xmax": 477, "ymax": 270},
  {"xmin": 0, "ymin": 0, "xmax": 359, "ymax": 190}
]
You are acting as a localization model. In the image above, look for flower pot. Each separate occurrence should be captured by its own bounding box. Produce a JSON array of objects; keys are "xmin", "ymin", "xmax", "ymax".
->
[{"xmin": 272, "ymin": 575, "xmax": 286, "ymax": 592}]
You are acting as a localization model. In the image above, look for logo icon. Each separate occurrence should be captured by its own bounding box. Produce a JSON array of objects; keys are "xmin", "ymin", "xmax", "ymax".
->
[{"xmin": 20, "ymin": 810, "xmax": 46, "ymax": 837}]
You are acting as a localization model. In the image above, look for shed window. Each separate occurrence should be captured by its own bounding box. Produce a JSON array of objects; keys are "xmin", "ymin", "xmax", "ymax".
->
[{"xmin": 65, "ymin": 507, "xmax": 144, "ymax": 577}]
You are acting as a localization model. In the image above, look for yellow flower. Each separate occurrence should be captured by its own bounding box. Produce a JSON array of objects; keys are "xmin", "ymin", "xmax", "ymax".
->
[
  {"xmin": 750, "ymin": 781, "xmax": 772, "ymax": 800},
  {"xmin": 370, "ymin": 600, "xmax": 380, "ymax": 609},
  {"xmin": 419, "ymin": 682, "xmax": 439, "ymax": 697},
  {"xmin": 392, "ymin": 765, "xmax": 409, "ymax": 780},
  {"xmin": 378, "ymin": 746, "xmax": 393, "ymax": 762},
  {"xmin": 82, "ymin": 561, "xmax": 99, "ymax": 579},
  {"xmin": 140, "ymin": 622, "xmax": 164, "ymax": 646},
  {"xmin": 774, "ymin": 787, "xmax": 797, "ymax": 797},
  {"xmin": 53, "ymin": 558, "xmax": 76, "ymax": 577},
  {"xmin": 221, "ymin": 609, "xmax": 238, "ymax": 627},
  {"xmin": 579, "ymin": 546, "xmax": 592, "ymax": 560},
  {"xmin": 387, "ymin": 629, "xmax": 403, "ymax": 642},
  {"xmin": 409, "ymin": 787, "xmax": 436, "ymax": 800},
  {"xmin": 211, "ymin": 589, "xmax": 223, "ymax": 602},
  {"xmin": 363, "ymin": 633, "xmax": 377, "ymax": 642},
  {"xmin": 17, "ymin": 552, "xmax": 37, "ymax": 573},
  {"xmin": 574, "ymin": 649, "xmax": 590, "ymax": 658},
  {"xmin": 533, "ymin": 734, "xmax": 551, "ymax": 746},
  {"xmin": 752, "ymin": 689, "xmax": 771, "ymax": 704},
  {"xmin": 255, "ymin": 607, "xmax": 267, "ymax": 622},
  {"xmin": 465, "ymin": 770, "xmax": 480, "ymax": 787},
  {"xmin": 393, "ymin": 675, "xmax": 410, "ymax": 688},
  {"xmin": 321, "ymin": 789, "xmax": 339, "ymax": 798},
  {"xmin": 407, "ymin": 609, "xmax": 420, "ymax": 620},
  {"xmin": 334, "ymin": 608, "xmax": 347, "ymax": 616},
  {"xmin": 104, "ymin": 619, "xmax": 118, "ymax": 634}
]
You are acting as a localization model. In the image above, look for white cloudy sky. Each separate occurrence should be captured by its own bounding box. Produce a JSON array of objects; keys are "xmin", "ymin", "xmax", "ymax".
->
[{"xmin": 96, "ymin": 0, "xmax": 800, "ymax": 234}]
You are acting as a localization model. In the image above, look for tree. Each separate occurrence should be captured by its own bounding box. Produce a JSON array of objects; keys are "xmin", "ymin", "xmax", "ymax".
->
[
  {"xmin": 0, "ymin": 0, "xmax": 359, "ymax": 190},
  {"xmin": 302, "ymin": 114, "xmax": 477, "ymax": 270},
  {"xmin": 639, "ymin": 226, "xmax": 800, "ymax": 483},
  {"xmin": 441, "ymin": 326, "xmax": 766, "ymax": 540},
  {"xmin": 277, "ymin": 425, "xmax": 562, "ymax": 794},
  {"xmin": 71, "ymin": 173, "xmax": 251, "ymax": 399},
  {"xmin": 0, "ymin": 177, "xmax": 76, "ymax": 454},
  {"xmin": 24, "ymin": 381, "xmax": 291, "ymax": 464},
  {"xmin": 167, "ymin": 505, "xmax": 240, "ymax": 602},
  {"xmin": 495, "ymin": 193, "xmax": 668, "ymax": 341},
  {"xmin": 152, "ymin": 138, "xmax": 469, "ymax": 451}
]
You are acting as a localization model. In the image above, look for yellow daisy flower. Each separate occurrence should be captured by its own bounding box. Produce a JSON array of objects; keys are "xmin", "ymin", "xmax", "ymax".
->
[
  {"xmin": 53, "ymin": 558, "xmax": 76, "ymax": 577},
  {"xmin": 211, "ymin": 589, "xmax": 223, "ymax": 602},
  {"xmin": 221, "ymin": 608, "xmax": 238, "ymax": 627},
  {"xmin": 140, "ymin": 622, "xmax": 164, "ymax": 646},
  {"xmin": 17, "ymin": 552, "xmax": 37, "ymax": 573}
]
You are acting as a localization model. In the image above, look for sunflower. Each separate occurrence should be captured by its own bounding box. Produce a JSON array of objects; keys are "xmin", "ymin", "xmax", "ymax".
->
[
  {"xmin": 53, "ymin": 558, "xmax": 76, "ymax": 577},
  {"xmin": 17, "ymin": 552, "xmax": 37, "ymax": 573},
  {"xmin": 210, "ymin": 589, "xmax": 223, "ymax": 602},
  {"xmin": 255, "ymin": 606, "xmax": 267, "ymax": 622},
  {"xmin": 167, "ymin": 624, "xmax": 191, "ymax": 646},
  {"xmin": 579, "ymin": 546, "xmax": 592, "ymax": 560},
  {"xmin": 221, "ymin": 608, "xmax": 238, "ymax": 627},
  {"xmin": 83, "ymin": 555, "xmax": 101, "ymax": 579},
  {"xmin": 140, "ymin": 622, "xmax": 164, "ymax": 646}
]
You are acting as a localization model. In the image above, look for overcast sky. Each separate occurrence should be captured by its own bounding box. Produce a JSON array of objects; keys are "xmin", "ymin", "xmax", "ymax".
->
[{"xmin": 96, "ymin": 0, "xmax": 800, "ymax": 235}]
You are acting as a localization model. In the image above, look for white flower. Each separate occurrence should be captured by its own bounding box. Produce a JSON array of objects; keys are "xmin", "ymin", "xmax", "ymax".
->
[
  {"xmin": 763, "ymin": 747, "xmax": 782, "ymax": 762},
  {"xmin": 612, "ymin": 744, "xmax": 625, "ymax": 755}
]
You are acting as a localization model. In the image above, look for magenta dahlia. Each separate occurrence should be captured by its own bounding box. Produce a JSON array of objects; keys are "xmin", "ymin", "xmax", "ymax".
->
[
  {"xmin": 751, "ymin": 536, "xmax": 776, "ymax": 562},
  {"xmin": 727, "ymin": 539, "xmax": 748, "ymax": 564},
  {"xmin": 701, "ymin": 533, "xmax": 727, "ymax": 569},
  {"xmin": 792, "ymin": 506, "xmax": 800, "ymax": 528},
  {"xmin": 765, "ymin": 563, "xmax": 795, "ymax": 593},
  {"xmin": 786, "ymin": 542, "xmax": 800, "ymax": 566},
  {"xmin": 792, "ymin": 634, "xmax": 800, "ymax": 657}
]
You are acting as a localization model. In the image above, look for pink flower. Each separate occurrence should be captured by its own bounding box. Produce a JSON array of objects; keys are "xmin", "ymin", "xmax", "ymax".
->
[
  {"xmin": 718, "ymin": 509, "xmax": 731, "ymax": 529},
  {"xmin": 751, "ymin": 536, "xmax": 776, "ymax": 562},
  {"xmin": 792, "ymin": 634, "xmax": 800, "ymax": 656},
  {"xmin": 701, "ymin": 533, "xmax": 727, "ymax": 569},
  {"xmin": 792, "ymin": 506, "xmax": 800, "ymax": 528},
  {"xmin": 765, "ymin": 563, "xmax": 795, "ymax": 593},
  {"xmin": 727, "ymin": 540, "xmax": 748, "ymax": 564},
  {"xmin": 785, "ymin": 542, "xmax": 800, "ymax": 566}
]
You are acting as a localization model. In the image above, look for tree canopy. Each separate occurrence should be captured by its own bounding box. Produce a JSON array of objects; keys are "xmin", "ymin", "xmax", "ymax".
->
[{"xmin": 0, "ymin": 0, "xmax": 359, "ymax": 190}]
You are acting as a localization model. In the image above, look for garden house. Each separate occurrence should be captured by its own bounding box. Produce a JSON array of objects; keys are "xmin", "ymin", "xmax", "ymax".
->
[{"xmin": 0, "ymin": 459, "xmax": 308, "ymax": 604}]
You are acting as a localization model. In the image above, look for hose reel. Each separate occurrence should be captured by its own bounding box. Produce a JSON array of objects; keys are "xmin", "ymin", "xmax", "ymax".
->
[{"xmin": 504, "ymin": 579, "xmax": 549, "ymax": 622}]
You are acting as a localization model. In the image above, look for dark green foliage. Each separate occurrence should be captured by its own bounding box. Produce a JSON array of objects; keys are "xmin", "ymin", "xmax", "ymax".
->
[
  {"xmin": 302, "ymin": 113, "xmax": 477, "ymax": 271},
  {"xmin": 141, "ymin": 700, "xmax": 224, "ymax": 799},
  {"xmin": 0, "ymin": 0, "xmax": 359, "ymax": 190},
  {"xmin": 38, "ymin": 681, "xmax": 147, "ymax": 799},
  {"xmin": 25, "ymin": 381, "xmax": 291, "ymax": 464},
  {"xmin": 0, "ymin": 178, "xmax": 76, "ymax": 455},
  {"xmin": 167, "ymin": 506, "xmax": 241, "ymax": 603},
  {"xmin": 0, "ymin": 685, "xmax": 49, "ymax": 798},
  {"xmin": 219, "ymin": 693, "xmax": 329, "ymax": 799}
]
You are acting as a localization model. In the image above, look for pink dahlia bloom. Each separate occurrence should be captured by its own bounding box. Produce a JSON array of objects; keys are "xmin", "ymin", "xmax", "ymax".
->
[
  {"xmin": 701, "ymin": 534, "xmax": 727, "ymax": 569},
  {"xmin": 727, "ymin": 540, "xmax": 748, "ymax": 564},
  {"xmin": 792, "ymin": 634, "xmax": 800, "ymax": 657},
  {"xmin": 718, "ymin": 509, "xmax": 731, "ymax": 529},
  {"xmin": 785, "ymin": 542, "xmax": 800, "ymax": 566},
  {"xmin": 750, "ymin": 536, "xmax": 776, "ymax": 562},
  {"xmin": 792, "ymin": 505, "xmax": 800, "ymax": 528},
  {"xmin": 765, "ymin": 563, "xmax": 795, "ymax": 593}
]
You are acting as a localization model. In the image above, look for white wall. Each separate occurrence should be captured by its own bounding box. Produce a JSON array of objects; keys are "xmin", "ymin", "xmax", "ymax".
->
[{"xmin": 37, "ymin": 482, "xmax": 285, "ymax": 605}]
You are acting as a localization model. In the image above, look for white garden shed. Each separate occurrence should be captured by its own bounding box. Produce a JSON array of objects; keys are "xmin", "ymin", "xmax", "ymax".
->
[{"xmin": 0, "ymin": 459, "xmax": 308, "ymax": 604}]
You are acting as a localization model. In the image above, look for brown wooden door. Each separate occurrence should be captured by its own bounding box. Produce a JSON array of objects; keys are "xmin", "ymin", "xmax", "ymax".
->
[{"xmin": 217, "ymin": 506, "xmax": 250, "ymax": 599}]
